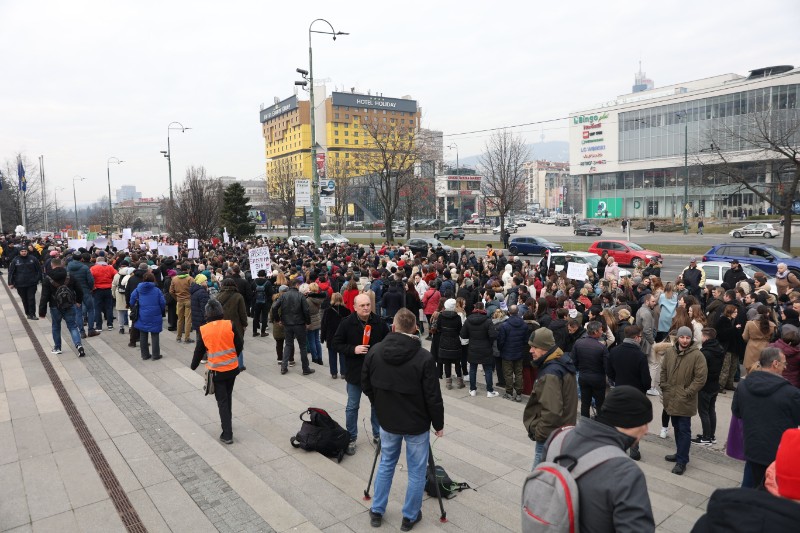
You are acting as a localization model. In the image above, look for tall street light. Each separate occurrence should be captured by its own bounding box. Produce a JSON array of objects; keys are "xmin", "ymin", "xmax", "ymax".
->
[
  {"xmin": 107, "ymin": 157, "xmax": 124, "ymax": 233},
  {"xmin": 296, "ymin": 19, "xmax": 348, "ymax": 245},
  {"xmin": 448, "ymin": 143, "xmax": 460, "ymax": 222},
  {"xmin": 677, "ymin": 112, "xmax": 689, "ymax": 235},
  {"xmin": 72, "ymin": 176, "xmax": 85, "ymax": 232},
  {"xmin": 161, "ymin": 122, "xmax": 192, "ymax": 205},
  {"xmin": 54, "ymin": 186, "xmax": 65, "ymax": 232}
]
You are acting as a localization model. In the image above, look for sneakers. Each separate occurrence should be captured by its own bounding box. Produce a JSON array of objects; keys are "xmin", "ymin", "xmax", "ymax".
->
[
  {"xmin": 514, "ymin": 394, "xmax": 522, "ymax": 402},
  {"xmin": 646, "ymin": 388, "xmax": 660, "ymax": 396},
  {"xmin": 289, "ymin": 361, "xmax": 296, "ymax": 367},
  {"xmin": 369, "ymin": 510, "xmax": 382, "ymax": 528},
  {"xmin": 302, "ymin": 368, "xmax": 316, "ymax": 376},
  {"xmin": 200, "ymin": 358, "xmax": 207, "ymax": 364},
  {"xmin": 659, "ymin": 427, "xmax": 669, "ymax": 439},
  {"xmin": 107, "ymin": 325, "xmax": 113, "ymax": 331},
  {"xmin": 219, "ymin": 435, "xmax": 233, "ymax": 445},
  {"xmin": 77, "ymin": 346, "xmax": 86, "ymax": 358},
  {"xmin": 502, "ymin": 392, "xmax": 513, "ymax": 400},
  {"xmin": 346, "ymin": 441, "xmax": 357, "ymax": 456},
  {"xmin": 692, "ymin": 435, "xmax": 713, "ymax": 446},
  {"xmin": 119, "ymin": 328, "xmax": 125, "ymax": 334},
  {"xmin": 185, "ymin": 338, "xmax": 195, "ymax": 344},
  {"xmin": 469, "ymin": 390, "xmax": 477, "ymax": 397},
  {"xmin": 51, "ymin": 348, "xmax": 63, "ymax": 355},
  {"xmin": 487, "ymin": 391, "xmax": 500, "ymax": 398},
  {"xmin": 400, "ymin": 512, "xmax": 422, "ymax": 532},
  {"xmin": 88, "ymin": 330, "xmax": 100, "ymax": 337}
]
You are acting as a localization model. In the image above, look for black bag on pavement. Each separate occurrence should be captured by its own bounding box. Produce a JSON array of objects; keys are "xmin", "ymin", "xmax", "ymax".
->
[
  {"xmin": 425, "ymin": 464, "xmax": 472, "ymax": 499},
  {"xmin": 290, "ymin": 407, "xmax": 350, "ymax": 462}
]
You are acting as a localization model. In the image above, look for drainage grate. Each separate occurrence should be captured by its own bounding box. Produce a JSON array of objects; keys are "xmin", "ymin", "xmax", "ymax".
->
[{"xmin": 2, "ymin": 278, "xmax": 148, "ymax": 533}]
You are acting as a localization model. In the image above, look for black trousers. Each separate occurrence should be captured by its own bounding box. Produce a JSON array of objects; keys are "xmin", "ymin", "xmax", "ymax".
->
[
  {"xmin": 252, "ymin": 302, "xmax": 268, "ymax": 333},
  {"xmin": 579, "ymin": 376, "xmax": 606, "ymax": 418},
  {"xmin": 213, "ymin": 372, "xmax": 237, "ymax": 440},
  {"xmin": 698, "ymin": 390, "xmax": 718, "ymax": 438},
  {"xmin": 17, "ymin": 285, "xmax": 37, "ymax": 316},
  {"xmin": 167, "ymin": 301, "xmax": 177, "ymax": 329}
]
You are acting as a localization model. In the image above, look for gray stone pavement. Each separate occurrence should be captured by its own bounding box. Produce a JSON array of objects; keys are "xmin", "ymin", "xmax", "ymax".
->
[{"xmin": 0, "ymin": 276, "xmax": 745, "ymax": 532}]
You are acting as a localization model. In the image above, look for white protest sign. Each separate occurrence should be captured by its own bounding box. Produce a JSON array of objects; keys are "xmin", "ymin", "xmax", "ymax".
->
[
  {"xmin": 157, "ymin": 245, "xmax": 179, "ymax": 258},
  {"xmin": 188, "ymin": 249, "xmax": 199, "ymax": 259},
  {"xmin": 223, "ymin": 231, "xmax": 229, "ymax": 244},
  {"xmin": 248, "ymin": 246, "xmax": 272, "ymax": 278},
  {"xmin": 68, "ymin": 239, "xmax": 87, "ymax": 250},
  {"xmin": 147, "ymin": 240, "xmax": 158, "ymax": 250},
  {"xmin": 93, "ymin": 236, "xmax": 108, "ymax": 249},
  {"xmin": 187, "ymin": 239, "xmax": 198, "ymax": 250},
  {"xmin": 566, "ymin": 262, "xmax": 589, "ymax": 281},
  {"xmin": 113, "ymin": 239, "xmax": 128, "ymax": 250},
  {"xmin": 122, "ymin": 228, "xmax": 132, "ymax": 240}
]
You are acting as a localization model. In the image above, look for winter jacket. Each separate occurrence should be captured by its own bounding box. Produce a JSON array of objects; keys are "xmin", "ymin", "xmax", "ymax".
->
[
  {"xmin": 342, "ymin": 287, "xmax": 360, "ymax": 311},
  {"xmin": 362, "ymin": 332, "xmax": 444, "ymax": 435},
  {"xmin": 321, "ymin": 304, "xmax": 350, "ymax": 345},
  {"xmin": 635, "ymin": 305, "xmax": 656, "ymax": 355},
  {"xmin": 457, "ymin": 286, "xmax": 479, "ymax": 314},
  {"xmin": 90, "ymin": 261, "xmax": 116, "ymax": 289},
  {"xmin": 332, "ymin": 312, "xmax": 389, "ymax": 385},
  {"xmin": 190, "ymin": 283, "xmax": 210, "ymax": 332},
  {"xmin": 544, "ymin": 419, "xmax": 655, "ymax": 533},
  {"xmin": 523, "ymin": 347, "xmax": 578, "ymax": 443},
  {"xmin": 742, "ymin": 320, "xmax": 777, "ymax": 373},
  {"xmin": 306, "ymin": 292, "xmax": 326, "ymax": 331},
  {"xmin": 382, "ymin": 284, "xmax": 405, "ymax": 318},
  {"xmin": 125, "ymin": 268, "xmax": 147, "ymax": 307},
  {"xmin": 732, "ymin": 370, "xmax": 800, "ymax": 467},
  {"xmin": 217, "ymin": 286, "xmax": 247, "ymax": 338},
  {"xmin": 774, "ymin": 270, "xmax": 800, "ymax": 295},
  {"xmin": 111, "ymin": 270, "xmax": 131, "ymax": 311},
  {"xmin": 404, "ymin": 288, "xmax": 422, "ymax": 316},
  {"xmin": 38, "ymin": 268, "xmax": 84, "ymax": 316},
  {"xmin": 693, "ymin": 487, "xmax": 800, "ymax": 533},
  {"xmin": 422, "ymin": 287, "xmax": 441, "ymax": 315},
  {"xmin": 433, "ymin": 311, "xmax": 463, "ymax": 362},
  {"xmin": 657, "ymin": 293, "xmax": 678, "ymax": 332},
  {"xmin": 682, "ymin": 265, "xmax": 706, "ymax": 296},
  {"xmin": 169, "ymin": 273, "xmax": 193, "ymax": 302},
  {"xmin": 271, "ymin": 287, "xmax": 310, "ymax": 326},
  {"xmin": 721, "ymin": 265, "xmax": 748, "ymax": 290},
  {"xmin": 66, "ymin": 259, "xmax": 94, "ymax": 294},
  {"xmin": 660, "ymin": 340, "xmax": 708, "ymax": 417},
  {"xmin": 269, "ymin": 297, "xmax": 285, "ymax": 341},
  {"xmin": 607, "ymin": 339, "xmax": 650, "ymax": 393},
  {"xmin": 572, "ymin": 335, "xmax": 609, "ymax": 382},
  {"xmin": 9, "ymin": 253, "xmax": 43, "ymax": 288},
  {"xmin": 770, "ymin": 338, "xmax": 800, "ymax": 387},
  {"xmin": 497, "ymin": 315, "xmax": 529, "ymax": 361},
  {"xmin": 700, "ymin": 338, "xmax": 726, "ymax": 393},
  {"xmin": 460, "ymin": 310, "xmax": 497, "ymax": 365},
  {"xmin": 130, "ymin": 282, "xmax": 166, "ymax": 333},
  {"xmin": 250, "ymin": 278, "xmax": 272, "ymax": 306}
]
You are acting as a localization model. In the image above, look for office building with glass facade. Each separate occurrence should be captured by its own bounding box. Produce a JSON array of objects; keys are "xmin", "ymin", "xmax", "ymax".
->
[{"xmin": 570, "ymin": 66, "xmax": 800, "ymax": 219}]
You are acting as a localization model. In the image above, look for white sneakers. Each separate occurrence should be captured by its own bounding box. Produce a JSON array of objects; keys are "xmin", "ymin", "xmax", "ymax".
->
[
  {"xmin": 51, "ymin": 348, "xmax": 62, "ymax": 355},
  {"xmin": 659, "ymin": 427, "xmax": 669, "ymax": 439},
  {"xmin": 646, "ymin": 388, "xmax": 660, "ymax": 396},
  {"xmin": 469, "ymin": 390, "xmax": 477, "ymax": 397},
  {"xmin": 487, "ymin": 391, "xmax": 500, "ymax": 398}
]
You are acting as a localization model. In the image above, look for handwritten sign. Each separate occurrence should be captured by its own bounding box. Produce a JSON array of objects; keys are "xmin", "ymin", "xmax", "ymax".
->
[
  {"xmin": 248, "ymin": 246, "xmax": 272, "ymax": 279},
  {"xmin": 566, "ymin": 262, "xmax": 589, "ymax": 281}
]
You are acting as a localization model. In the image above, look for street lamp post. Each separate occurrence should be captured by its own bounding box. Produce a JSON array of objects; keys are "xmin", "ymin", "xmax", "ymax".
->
[
  {"xmin": 161, "ymin": 122, "xmax": 191, "ymax": 228},
  {"xmin": 448, "ymin": 143, "xmax": 459, "ymax": 223},
  {"xmin": 54, "ymin": 186, "xmax": 65, "ymax": 232},
  {"xmin": 107, "ymin": 157, "xmax": 124, "ymax": 233},
  {"xmin": 677, "ymin": 112, "xmax": 689, "ymax": 235},
  {"xmin": 299, "ymin": 19, "xmax": 348, "ymax": 246},
  {"xmin": 72, "ymin": 176, "xmax": 85, "ymax": 232}
]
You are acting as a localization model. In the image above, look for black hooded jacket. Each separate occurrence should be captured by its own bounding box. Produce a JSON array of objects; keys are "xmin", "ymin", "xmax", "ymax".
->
[
  {"xmin": 362, "ymin": 332, "xmax": 444, "ymax": 435},
  {"xmin": 700, "ymin": 338, "xmax": 726, "ymax": 393},
  {"xmin": 691, "ymin": 487, "xmax": 800, "ymax": 533}
]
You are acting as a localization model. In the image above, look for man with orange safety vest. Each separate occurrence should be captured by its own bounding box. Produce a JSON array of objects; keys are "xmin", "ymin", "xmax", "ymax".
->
[{"xmin": 191, "ymin": 299, "xmax": 243, "ymax": 444}]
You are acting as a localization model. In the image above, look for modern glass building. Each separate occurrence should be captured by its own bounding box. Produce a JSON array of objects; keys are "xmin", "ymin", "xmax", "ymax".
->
[{"xmin": 570, "ymin": 66, "xmax": 800, "ymax": 219}]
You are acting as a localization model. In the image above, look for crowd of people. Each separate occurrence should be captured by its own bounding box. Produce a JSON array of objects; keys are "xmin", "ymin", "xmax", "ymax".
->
[{"xmin": 3, "ymin": 232, "xmax": 800, "ymax": 531}]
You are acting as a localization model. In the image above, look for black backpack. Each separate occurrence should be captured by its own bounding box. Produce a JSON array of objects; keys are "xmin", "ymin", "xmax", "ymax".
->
[
  {"xmin": 255, "ymin": 283, "xmax": 267, "ymax": 304},
  {"xmin": 290, "ymin": 407, "xmax": 350, "ymax": 462},
  {"xmin": 51, "ymin": 276, "xmax": 76, "ymax": 311},
  {"xmin": 425, "ymin": 464, "xmax": 472, "ymax": 499}
]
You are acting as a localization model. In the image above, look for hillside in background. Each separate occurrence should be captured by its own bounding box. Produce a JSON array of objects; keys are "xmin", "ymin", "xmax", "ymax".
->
[{"xmin": 457, "ymin": 140, "xmax": 569, "ymax": 168}]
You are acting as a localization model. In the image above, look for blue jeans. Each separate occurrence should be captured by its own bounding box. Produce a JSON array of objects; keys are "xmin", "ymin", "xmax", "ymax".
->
[
  {"xmin": 532, "ymin": 441, "xmax": 546, "ymax": 470},
  {"xmin": 51, "ymin": 306, "xmax": 82, "ymax": 350},
  {"xmin": 306, "ymin": 329, "xmax": 322, "ymax": 362},
  {"xmin": 671, "ymin": 415, "xmax": 691, "ymax": 465},
  {"xmin": 469, "ymin": 362, "xmax": 494, "ymax": 392},
  {"xmin": 93, "ymin": 288, "xmax": 114, "ymax": 330},
  {"xmin": 345, "ymin": 382, "xmax": 379, "ymax": 442},
  {"xmin": 371, "ymin": 429, "xmax": 429, "ymax": 521},
  {"xmin": 80, "ymin": 296, "xmax": 95, "ymax": 332},
  {"xmin": 238, "ymin": 350, "xmax": 245, "ymax": 369},
  {"xmin": 327, "ymin": 346, "xmax": 346, "ymax": 376}
]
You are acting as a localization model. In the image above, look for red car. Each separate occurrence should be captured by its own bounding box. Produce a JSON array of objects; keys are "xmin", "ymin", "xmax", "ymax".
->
[{"xmin": 587, "ymin": 240, "xmax": 662, "ymax": 268}]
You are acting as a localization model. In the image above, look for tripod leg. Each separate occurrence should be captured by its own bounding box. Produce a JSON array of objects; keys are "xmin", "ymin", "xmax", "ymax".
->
[
  {"xmin": 427, "ymin": 444, "xmax": 447, "ymax": 523},
  {"xmin": 363, "ymin": 440, "xmax": 381, "ymax": 500}
]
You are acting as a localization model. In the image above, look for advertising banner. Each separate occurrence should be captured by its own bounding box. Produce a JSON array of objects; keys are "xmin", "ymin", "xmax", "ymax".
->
[
  {"xmin": 295, "ymin": 179, "xmax": 311, "ymax": 207},
  {"xmin": 586, "ymin": 197, "xmax": 622, "ymax": 218}
]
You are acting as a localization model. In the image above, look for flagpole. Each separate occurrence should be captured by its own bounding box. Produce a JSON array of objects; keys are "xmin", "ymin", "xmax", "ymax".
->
[{"xmin": 40, "ymin": 155, "xmax": 47, "ymax": 232}]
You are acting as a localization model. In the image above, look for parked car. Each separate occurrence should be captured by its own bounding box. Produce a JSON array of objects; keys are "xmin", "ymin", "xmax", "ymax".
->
[
  {"xmin": 346, "ymin": 220, "xmax": 364, "ymax": 229},
  {"xmin": 529, "ymin": 215, "xmax": 541, "ymax": 223},
  {"xmin": 702, "ymin": 242, "xmax": 800, "ymax": 276},
  {"xmin": 320, "ymin": 233, "xmax": 349, "ymax": 245},
  {"xmin": 405, "ymin": 238, "xmax": 452, "ymax": 256},
  {"xmin": 426, "ymin": 219, "xmax": 446, "ymax": 229},
  {"xmin": 729, "ymin": 223, "xmax": 780, "ymax": 239},
  {"xmin": 289, "ymin": 235, "xmax": 315, "ymax": 246},
  {"xmin": 508, "ymin": 236, "xmax": 564, "ymax": 256},
  {"xmin": 550, "ymin": 252, "xmax": 630, "ymax": 278},
  {"xmin": 574, "ymin": 223, "xmax": 603, "ymax": 236},
  {"xmin": 695, "ymin": 261, "xmax": 778, "ymax": 295},
  {"xmin": 555, "ymin": 217, "xmax": 571, "ymax": 227},
  {"xmin": 540, "ymin": 217, "xmax": 556, "ymax": 224},
  {"xmin": 296, "ymin": 222, "xmax": 312, "ymax": 230},
  {"xmin": 512, "ymin": 220, "xmax": 528, "ymax": 227},
  {"xmin": 380, "ymin": 228, "xmax": 406, "ymax": 238},
  {"xmin": 434, "ymin": 226, "xmax": 465, "ymax": 240},
  {"xmin": 492, "ymin": 224, "xmax": 517, "ymax": 235},
  {"xmin": 588, "ymin": 240, "xmax": 662, "ymax": 268}
]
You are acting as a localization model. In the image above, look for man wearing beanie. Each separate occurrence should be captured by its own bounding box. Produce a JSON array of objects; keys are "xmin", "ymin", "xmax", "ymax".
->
[
  {"xmin": 660, "ymin": 325, "xmax": 707, "ymax": 475},
  {"xmin": 523, "ymin": 327, "xmax": 577, "ymax": 468},
  {"xmin": 542, "ymin": 386, "xmax": 655, "ymax": 533},
  {"xmin": 38, "ymin": 258, "xmax": 87, "ymax": 357}
]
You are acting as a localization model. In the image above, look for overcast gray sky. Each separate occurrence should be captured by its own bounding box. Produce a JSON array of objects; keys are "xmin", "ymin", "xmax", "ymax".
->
[{"xmin": 2, "ymin": 0, "xmax": 798, "ymax": 203}]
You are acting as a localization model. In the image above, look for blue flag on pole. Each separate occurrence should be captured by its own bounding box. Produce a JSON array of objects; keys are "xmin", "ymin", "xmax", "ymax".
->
[{"xmin": 17, "ymin": 157, "xmax": 26, "ymax": 192}]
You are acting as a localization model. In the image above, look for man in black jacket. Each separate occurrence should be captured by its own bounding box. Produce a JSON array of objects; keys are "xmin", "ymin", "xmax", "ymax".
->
[
  {"xmin": 332, "ymin": 293, "xmax": 389, "ymax": 455},
  {"xmin": 250, "ymin": 269, "xmax": 272, "ymax": 337},
  {"xmin": 694, "ymin": 328, "xmax": 726, "ymax": 446},
  {"xmin": 607, "ymin": 324, "xmax": 650, "ymax": 460},
  {"xmin": 722, "ymin": 259, "xmax": 748, "ymax": 290},
  {"xmin": 271, "ymin": 278, "xmax": 312, "ymax": 375},
  {"xmin": 572, "ymin": 320, "xmax": 609, "ymax": 418},
  {"xmin": 8, "ymin": 246, "xmax": 42, "ymax": 319},
  {"xmin": 38, "ymin": 259, "xmax": 85, "ymax": 357},
  {"xmin": 362, "ymin": 308, "xmax": 443, "ymax": 531}
]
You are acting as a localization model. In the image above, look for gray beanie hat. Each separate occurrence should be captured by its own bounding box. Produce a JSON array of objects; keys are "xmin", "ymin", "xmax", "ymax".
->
[
  {"xmin": 204, "ymin": 298, "xmax": 224, "ymax": 319},
  {"xmin": 529, "ymin": 328, "xmax": 555, "ymax": 349},
  {"xmin": 676, "ymin": 326, "xmax": 693, "ymax": 339}
]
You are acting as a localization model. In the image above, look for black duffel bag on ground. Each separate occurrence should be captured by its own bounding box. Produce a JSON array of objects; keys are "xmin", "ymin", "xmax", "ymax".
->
[{"xmin": 290, "ymin": 407, "xmax": 350, "ymax": 462}]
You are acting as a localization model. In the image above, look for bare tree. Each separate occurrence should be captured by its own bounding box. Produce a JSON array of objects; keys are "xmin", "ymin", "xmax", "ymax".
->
[
  {"xmin": 267, "ymin": 158, "xmax": 298, "ymax": 237},
  {"xmin": 326, "ymin": 159, "xmax": 353, "ymax": 234},
  {"xmin": 2, "ymin": 154, "xmax": 49, "ymax": 232},
  {"xmin": 166, "ymin": 166, "xmax": 223, "ymax": 239},
  {"xmin": 700, "ymin": 104, "xmax": 800, "ymax": 251},
  {"xmin": 478, "ymin": 130, "xmax": 530, "ymax": 236}
]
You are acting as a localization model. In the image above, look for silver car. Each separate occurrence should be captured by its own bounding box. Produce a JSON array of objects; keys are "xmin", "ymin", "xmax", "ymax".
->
[
  {"xmin": 696, "ymin": 261, "xmax": 778, "ymax": 295},
  {"xmin": 729, "ymin": 223, "xmax": 780, "ymax": 239}
]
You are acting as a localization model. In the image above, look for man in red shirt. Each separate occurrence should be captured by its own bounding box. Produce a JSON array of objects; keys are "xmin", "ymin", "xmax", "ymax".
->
[{"xmin": 90, "ymin": 251, "xmax": 118, "ymax": 331}]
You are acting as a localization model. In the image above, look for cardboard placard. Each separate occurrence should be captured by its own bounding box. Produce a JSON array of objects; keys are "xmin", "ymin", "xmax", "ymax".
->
[
  {"xmin": 122, "ymin": 228, "xmax": 132, "ymax": 240},
  {"xmin": 187, "ymin": 239, "xmax": 198, "ymax": 250},
  {"xmin": 566, "ymin": 262, "xmax": 589, "ymax": 281},
  {"xmin": 113, "ymin": 239, "xmax": 128, "ymax": 250},
  {"xmin": 68, "ymin": 239, "xmax": 87, "ymax": 250},
  {"xmin": 157, "ymin": 245, "xmax": 179, "ymax": 258},
  {"xmin": 248, "ymin": 246, "xmax": 272, "ymax": 279}
]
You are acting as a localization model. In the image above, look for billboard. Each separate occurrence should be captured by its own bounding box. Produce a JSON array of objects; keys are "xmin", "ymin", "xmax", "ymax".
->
[
  {"xmin": 568, "ymin": 109, "xmax": 618, "ymax": 175},
  {"xmin": 331, "ymin": 92, "xmax": 418, "ymax": 114},
  {"xmin": 260, "ymin": 95, "xmax": 298, "ymax": 123},
  {"xmin": 586, "ymin": 197, "xmax": 622, "ymax": 218},
  {"xmin": 295, "ymin": 179, "xmax": 311, "ymax": 207}
]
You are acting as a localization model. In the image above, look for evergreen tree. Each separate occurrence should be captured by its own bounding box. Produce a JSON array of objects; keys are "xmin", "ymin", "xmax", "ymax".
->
[{"xmin": 220, "ymin": 183, "xmax": 255, "ymax": 239}]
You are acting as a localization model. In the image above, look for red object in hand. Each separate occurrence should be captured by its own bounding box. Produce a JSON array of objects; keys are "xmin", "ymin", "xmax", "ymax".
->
[{"xmin": 362, "ymin": 325, "xmax": 372, "ymax": 346}]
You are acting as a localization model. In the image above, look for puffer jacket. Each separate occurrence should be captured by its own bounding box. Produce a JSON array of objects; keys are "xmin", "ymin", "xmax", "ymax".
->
[
  {"xmin": 9, "ymin": 253, "xmax": 43, "ymax": 288},
  {"xmin": 660, "ymin": 340, "xmax": 708, "ymax": 417},
  {"xmin": 190, "ymin": 282, "xmax": 210, "ymax": 332},
  {"xmin": 460, "ymin": 310, "xmax": 497, "ymax": 365},
  {"xmin": 770, "ymin": 338, "xmax": 800, "ymax": 387},
  {"xmin": 422, "ymin": 287, "xmax": 441, "ymax": 315},
  {"xmin": 306, "ymin": 292, "xmax": 326, "ymax": 331},
  {"xmin": 700, "ymin": 338, "xmax": 726, "ymax": 393},
  {"xmin": 66, "ymin": 259, "xmax": 94, "ymax": 294},
  {"xmin": 523, "ymin": 347, "xmax": 578, "ymax": 442},
  {"xmin": 434, "ymin": 310, "xmax": 463, "ymax": 362},
  {"xmin": 321, "ymin": 303, "xmax": 350, "ymax": 345},
  {"xmin": 496, "ymin": 314, "xmax": 529, "ymax": 361},
  {"xmin": 130, "ymin": 282, "xmax": 166, "ymax": 333},
  {"xmin": 111, "ymin": 269, "xmax": 131, "ymax": 311}
]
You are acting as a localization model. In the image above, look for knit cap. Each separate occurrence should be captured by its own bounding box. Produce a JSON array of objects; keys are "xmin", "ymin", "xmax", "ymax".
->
[
  {"xmin": 676, "ymin": 326, "xmax": 693, "ymax": 339},
  {"xmin": 529, "ymin": 328, "xmax": 555, "ymax": 349},
  {"xmin": 194, "ymin": 274, "xmax": 207, "ymax": 284},
  {"xmin": 596, "ymin": 386, "xmax": 653, "ymax": 429},
  {"xmin": 776, "ymin": 428, "xmax": 800, "ymax": 500},
  {"xmin": 444, "ymin": 299, "xmax": 456, "ymax": 311}
]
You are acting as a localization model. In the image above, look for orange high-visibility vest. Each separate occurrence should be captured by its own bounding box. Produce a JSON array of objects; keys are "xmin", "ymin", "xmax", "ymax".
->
[{"xmin": 200, "ymin": 319, "xmax": 239, "ymax": 372}]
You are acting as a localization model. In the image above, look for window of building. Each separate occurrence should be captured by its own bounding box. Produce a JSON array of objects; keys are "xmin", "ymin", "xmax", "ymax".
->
[
  {"xmin": 344, "ymin": 106, "xmax": 349, "ymax": 111},
  {"xmin": 344, "ymin": 131, "xmax": 348, "ymax": 136},
  {"xmin": 345, "ymin": 139, "xmax": 349, "ymax": 144},
  {"xmin": 345, "ymin": 114, "xmax": 349, "ymax": 119},
  {"xmin": 345, "ymin": 153, "xmax": 349, "ymax": 158},
  {"xmin": 355, "ymin": 140, "xmax": 359, "ymax": 145},
  {"xmin": 353, "ymin": 131, "xmax": 359, "ymax": 137},
  {"xmin": 334, "ymin": 130, "xmax": 338, "ymax": 135},
  {"xmin": 335, "ymin": 113, "xmax": 339, "ymax": 119},
  {"xmin": 448, "ymin": 180, "xmax": 459, "ymax": 190},
  {"xmin": 335, "ymin": 139, "xmax": 339, "ymax": 144}
]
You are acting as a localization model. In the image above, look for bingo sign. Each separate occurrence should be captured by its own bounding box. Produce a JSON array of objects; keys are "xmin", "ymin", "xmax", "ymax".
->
[{"xmin": 248, "ymin": 246, "xmax": 273, "ymax": 279}]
